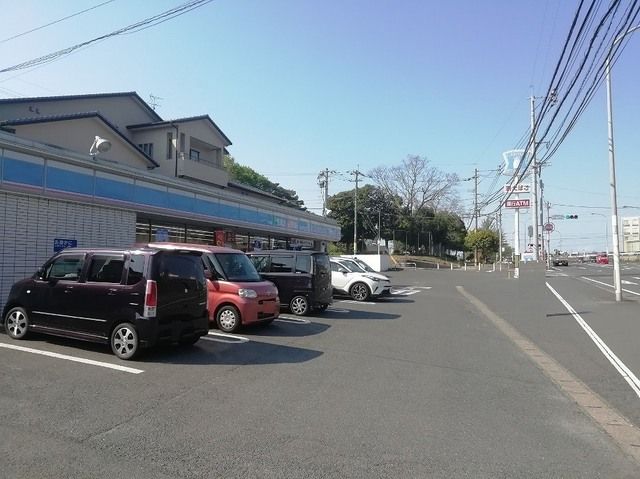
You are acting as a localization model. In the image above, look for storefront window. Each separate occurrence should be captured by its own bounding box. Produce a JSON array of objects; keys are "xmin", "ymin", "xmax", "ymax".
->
[
  {"xmin": 249, "ymin": 236, "xmax": 269, "ymax": 251},
  {"xmin": 271, "ymin": 237, "xmax": 287, "ymax": 250},
  {"xmin": 235, "ymin": 233, "xmax": 248, "ymax": 252},
  {"xmin": 186, "ymin": 227, "xmax": 214, "ymax": 245}
]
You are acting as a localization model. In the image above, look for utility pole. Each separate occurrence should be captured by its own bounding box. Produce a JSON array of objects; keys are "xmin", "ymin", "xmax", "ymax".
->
[
  {"xmin": 530, "ymin": 95, "xmax": 540, "ymax": 262},
  {"xmin": 546, "ymin": 201, "xmax": 552, "ymax": 269},
  {"xmin": 473, "ymin": 167, "xmax": 479, "ymax": 265},
  {"xmin": 474, "ymin": 167, "xmax": 479, "ymax": 230},
  {"xmin": 539, "ymin": 179, "xmax": 545, "ymax": 262},
  {"xmin": 497, "ymin": 208, "xmax": 502, "ymax": 264},
  {"xmin": 317, "ymin": 169, "xmax": 336, "ymax": 217},
  {"xmin": 349, "ymin": 168, "xmax": 365, "ymax": 255},
  {"xmin": 377, "ymin": 210, "xmax": 381, "ymax": 255}
]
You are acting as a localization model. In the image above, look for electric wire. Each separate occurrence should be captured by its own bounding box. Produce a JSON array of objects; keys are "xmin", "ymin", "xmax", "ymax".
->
[
  {"xmin": 0, "ymin": 0, "xmax": 214, "ymax": 74},
  {"xmin": 0, "ymin": 0, "xmax": 116, "ymax": 44}
]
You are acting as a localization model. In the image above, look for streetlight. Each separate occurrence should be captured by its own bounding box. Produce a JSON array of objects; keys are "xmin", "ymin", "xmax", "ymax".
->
[
  {"xmin": 605, "ymin": 24, "xmax": 640, "ymax": 302},
  {"xmin": 89, "ymin": 135, "xmax": 111, "ymax": 158}
]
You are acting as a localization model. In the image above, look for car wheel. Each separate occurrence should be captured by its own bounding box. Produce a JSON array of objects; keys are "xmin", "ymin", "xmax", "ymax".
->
[
  {"xmin": 111, "ymin": 323, "xmax": 139, "ymax": 360},
  {"xmin": 216, "ymin": 305, "xmax": 241, "ymax": 333},
  {"xmin": 350, "ymin": 282, "xmax": 371, "ymax": 301},
  {"xmin": 289, "ymin": 296, "xmax": 309, "ymax": 316},
  {"xmin": 4, "ymin": 307, "xmax": 29, "ymax": 339}
]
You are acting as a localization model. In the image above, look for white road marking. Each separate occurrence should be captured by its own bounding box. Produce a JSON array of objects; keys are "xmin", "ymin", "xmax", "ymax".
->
[
  {"xmin": 578, "ymin": 267, "xmax": 587, "ymax": 270},
  {"xmin": 633, "ymin": 277, "xmax": 640, "ymax": 281},
  {"xmin": 391, "ymin": 289, "xmax": 420, "ymax": 296},
  {"xmin": 414, "ymin": 286, "xmax": 432, "ymax": 290},
  {"xmin": 621, "ymin": 280, "xmax": 638, "ymax": 285},
  {"xmin": 581, "ymin": 277, "xmax": 640, "ymax": 296},
  {"xmin": 337, "ymin": 299, "xmax": 376, "ymax": 305},
  {"xmin": 546, "ymin": 283, "xmax": 640, "ymax": 398},
  {"xmin": 458, "ymin": 285, "xmax": 640, "ymax": 462},
  {"xmin": 326, "ymin": 307, "xmax": 350, "ymax": 313},
  {"xmin": 0, "ymin": 342, "xmax": 144, "ymax": 374},
  {"xmin": 203, "ymin": 332, "xmax": 249, "ymax": 343},
  {"xmin": 275, "ymin": 316, "xmax": 311, "ymax": 324}
]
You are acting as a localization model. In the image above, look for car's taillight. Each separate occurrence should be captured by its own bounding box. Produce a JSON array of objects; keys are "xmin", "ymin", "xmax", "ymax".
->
[{"xmin": 144, "ymin": 280, "xmax": 157, "ymax": 318}]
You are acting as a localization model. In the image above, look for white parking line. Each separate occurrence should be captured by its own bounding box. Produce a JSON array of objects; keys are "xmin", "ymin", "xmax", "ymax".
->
[
  {"xmin": 203, "ymin": 332, "xmax": 249, "ymax": 343},
  {"xmin": 391, "ymin": 289, "xmax": 420, "ymax": 296},
  {"xmin": 546, "ymin": 283, "xmax": 640, "ymax": 398},
  {"xmin": 337, "ymin": 299, "xmax": 376, "ymax": 305},
  {"xmin": 581, "ymin": 277, "xmax": 640, "ymax": 296},
  {"xmin": 0, "ymin": 342, "xmax": 144, "ymax": 374},
  {"xmin": 622, "ymin": 280, "xmax": 638, "ymax": 285},
  {"xmin": 326, "ymin": 307, "xmax": 350, "ymax": 313},
  {"xmin": 276, "ymin": 316, "xmax": 311, "ymax": 324}
]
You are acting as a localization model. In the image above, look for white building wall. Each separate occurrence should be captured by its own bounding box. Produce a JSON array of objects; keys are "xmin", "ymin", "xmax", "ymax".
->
[{"xmin": 0, "ymin": 191, "xmax": 135, "ymax": 313}]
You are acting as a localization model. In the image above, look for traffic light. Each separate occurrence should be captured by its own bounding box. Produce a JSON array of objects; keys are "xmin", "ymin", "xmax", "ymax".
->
[{"xmin": 565, "ymin": 214, "xmax": 578, "ymax": 219}]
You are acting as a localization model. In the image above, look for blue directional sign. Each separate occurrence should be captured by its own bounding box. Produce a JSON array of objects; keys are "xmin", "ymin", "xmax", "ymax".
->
[{"xmin": 53, "ymin": 238, "xmax": 77, "ymax": 252}]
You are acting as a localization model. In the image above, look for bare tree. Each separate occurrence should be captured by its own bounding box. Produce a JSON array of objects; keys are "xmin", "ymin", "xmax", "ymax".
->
[{"xmin": 369, "ymin": 155, "xmax": 460, "ymax": 214}]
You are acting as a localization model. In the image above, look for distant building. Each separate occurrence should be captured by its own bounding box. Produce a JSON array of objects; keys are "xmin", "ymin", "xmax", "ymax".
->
[{"xmin": 622, "ymin": 217, "xmax": 640, "ymax": 253}]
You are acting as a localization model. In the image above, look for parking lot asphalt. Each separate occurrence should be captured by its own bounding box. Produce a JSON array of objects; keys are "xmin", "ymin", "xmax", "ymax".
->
[{"xmin": 1, "ymin": 267, "xmax": 639, "ymax": 478}]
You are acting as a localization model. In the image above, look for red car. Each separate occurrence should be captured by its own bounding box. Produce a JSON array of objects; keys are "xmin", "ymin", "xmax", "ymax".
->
[
  {"xmin": 596, "ymin": 254, "xmax": 609, "ymax": 264},
  {"xmin": 145, "ymin": 243, "xmax": 280, "ymax": 332}
]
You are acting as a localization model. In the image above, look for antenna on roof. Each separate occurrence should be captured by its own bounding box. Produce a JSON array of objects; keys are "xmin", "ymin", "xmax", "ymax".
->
[{"xmin": 148, "ymin": 94, "xmax": 163, "ymax": 110}]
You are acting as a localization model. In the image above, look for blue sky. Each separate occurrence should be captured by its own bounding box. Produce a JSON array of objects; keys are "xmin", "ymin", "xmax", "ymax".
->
[{"xmin": 1, "ymin": 0, "xmax": 639, "ymax": 253}]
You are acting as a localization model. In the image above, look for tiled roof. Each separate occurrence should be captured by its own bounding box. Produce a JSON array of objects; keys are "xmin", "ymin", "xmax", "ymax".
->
[{"xmin": 127, "ymin": 114, "xmax": 232, "ymax": 145}]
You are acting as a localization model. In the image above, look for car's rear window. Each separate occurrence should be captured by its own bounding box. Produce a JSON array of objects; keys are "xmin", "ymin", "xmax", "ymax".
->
[{"xmin": 314, "ymin": 254, "xmax": 330, "ymax": 274}]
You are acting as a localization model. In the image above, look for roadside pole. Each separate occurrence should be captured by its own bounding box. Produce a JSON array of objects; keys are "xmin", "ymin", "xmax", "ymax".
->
[{"xmin": 546, "ymin": 201, "xmax": 552, "ymax": 269}]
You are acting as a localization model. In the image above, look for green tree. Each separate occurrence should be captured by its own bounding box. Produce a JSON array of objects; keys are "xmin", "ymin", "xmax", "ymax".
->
[
  {"xmin": 224, "ymin": 156, "xmax": 305, "ymax": 209},
  {"xmin": 464, "ymin": 229, "xmax": 499, "ymax": 263},
  {"xmin": 327, "ymin": 184, "xmax": 401, "ymax": 252}
]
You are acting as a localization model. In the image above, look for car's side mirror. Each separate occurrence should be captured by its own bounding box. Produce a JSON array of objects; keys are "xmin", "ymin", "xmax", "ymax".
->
[{"xmin": 204, "ymin": 270, "xmax": 213, "ymax": 280}]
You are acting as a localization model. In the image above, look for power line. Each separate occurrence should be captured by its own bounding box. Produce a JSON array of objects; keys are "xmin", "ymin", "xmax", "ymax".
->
[
  {"xmin": 0, "ymin": 0, "xmax": 116, "ymax": 44},
  {"xmin": 0, "ymin": 0, "xmax": 215, "ymax": 74}
]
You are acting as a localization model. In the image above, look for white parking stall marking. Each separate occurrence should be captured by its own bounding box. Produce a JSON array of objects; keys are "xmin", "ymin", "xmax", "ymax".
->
[
  {"xmin": 275, "ymin": 316, "xmax": 311, "ymax": 324},
  {"xmin": 621, "ymin": 280, "xmax": 638, "ymax": 285},
  {"xmin": 633, "ymin": 277, "xmax": 640, "ymax": 281},
  {"xmin": 390, "ymin": 287, "xmax": 422, "ymax": 296},
  {"xmin": 338, "ymin": 299, "xmax": 376, "ymax": 305},
  {"xmin": 581, "ymin": 277, "xmax": 640, "ymax": 297},
  {"xmin": 326, "ymin": 307, "xmax": 350, "ymax": 313},
  {"xmin": 546, "ymin": 283, "xmax": 640, "ymax": 398},
  {"xmin": 0, "ymin": 342, "xmax": 144, "ymax": 374},
  {"xmin": 203, "ymin": 332, "xmax": 249, "ymax": 343}
]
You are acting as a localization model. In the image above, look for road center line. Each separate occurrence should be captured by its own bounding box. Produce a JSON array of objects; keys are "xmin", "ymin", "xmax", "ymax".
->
[
  {"xmin": 581, "ymin": 277, "xmax": 640, "ymax": 296},
  {"xmin": 0, "ymin": 342, "xmax": 144, "ymax": 374},
  {"xmin": 545, "ymin": 282, "xmax": 640, "ymax": 397}
]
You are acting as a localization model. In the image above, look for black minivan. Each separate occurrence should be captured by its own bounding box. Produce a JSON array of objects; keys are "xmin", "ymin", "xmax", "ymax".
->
[
  {"xmin": 246, "ymin": 250, "xmax": 332, "ymax": 316},
  {"xmin": 2, "ymin": 247, "xmax": 209, "ymax": 359}
]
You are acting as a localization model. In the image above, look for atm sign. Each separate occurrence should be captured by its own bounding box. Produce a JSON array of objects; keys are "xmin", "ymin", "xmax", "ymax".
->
[{"xmin": 505, "ymin": 199, "xmax": 530, "ymax": 208}]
